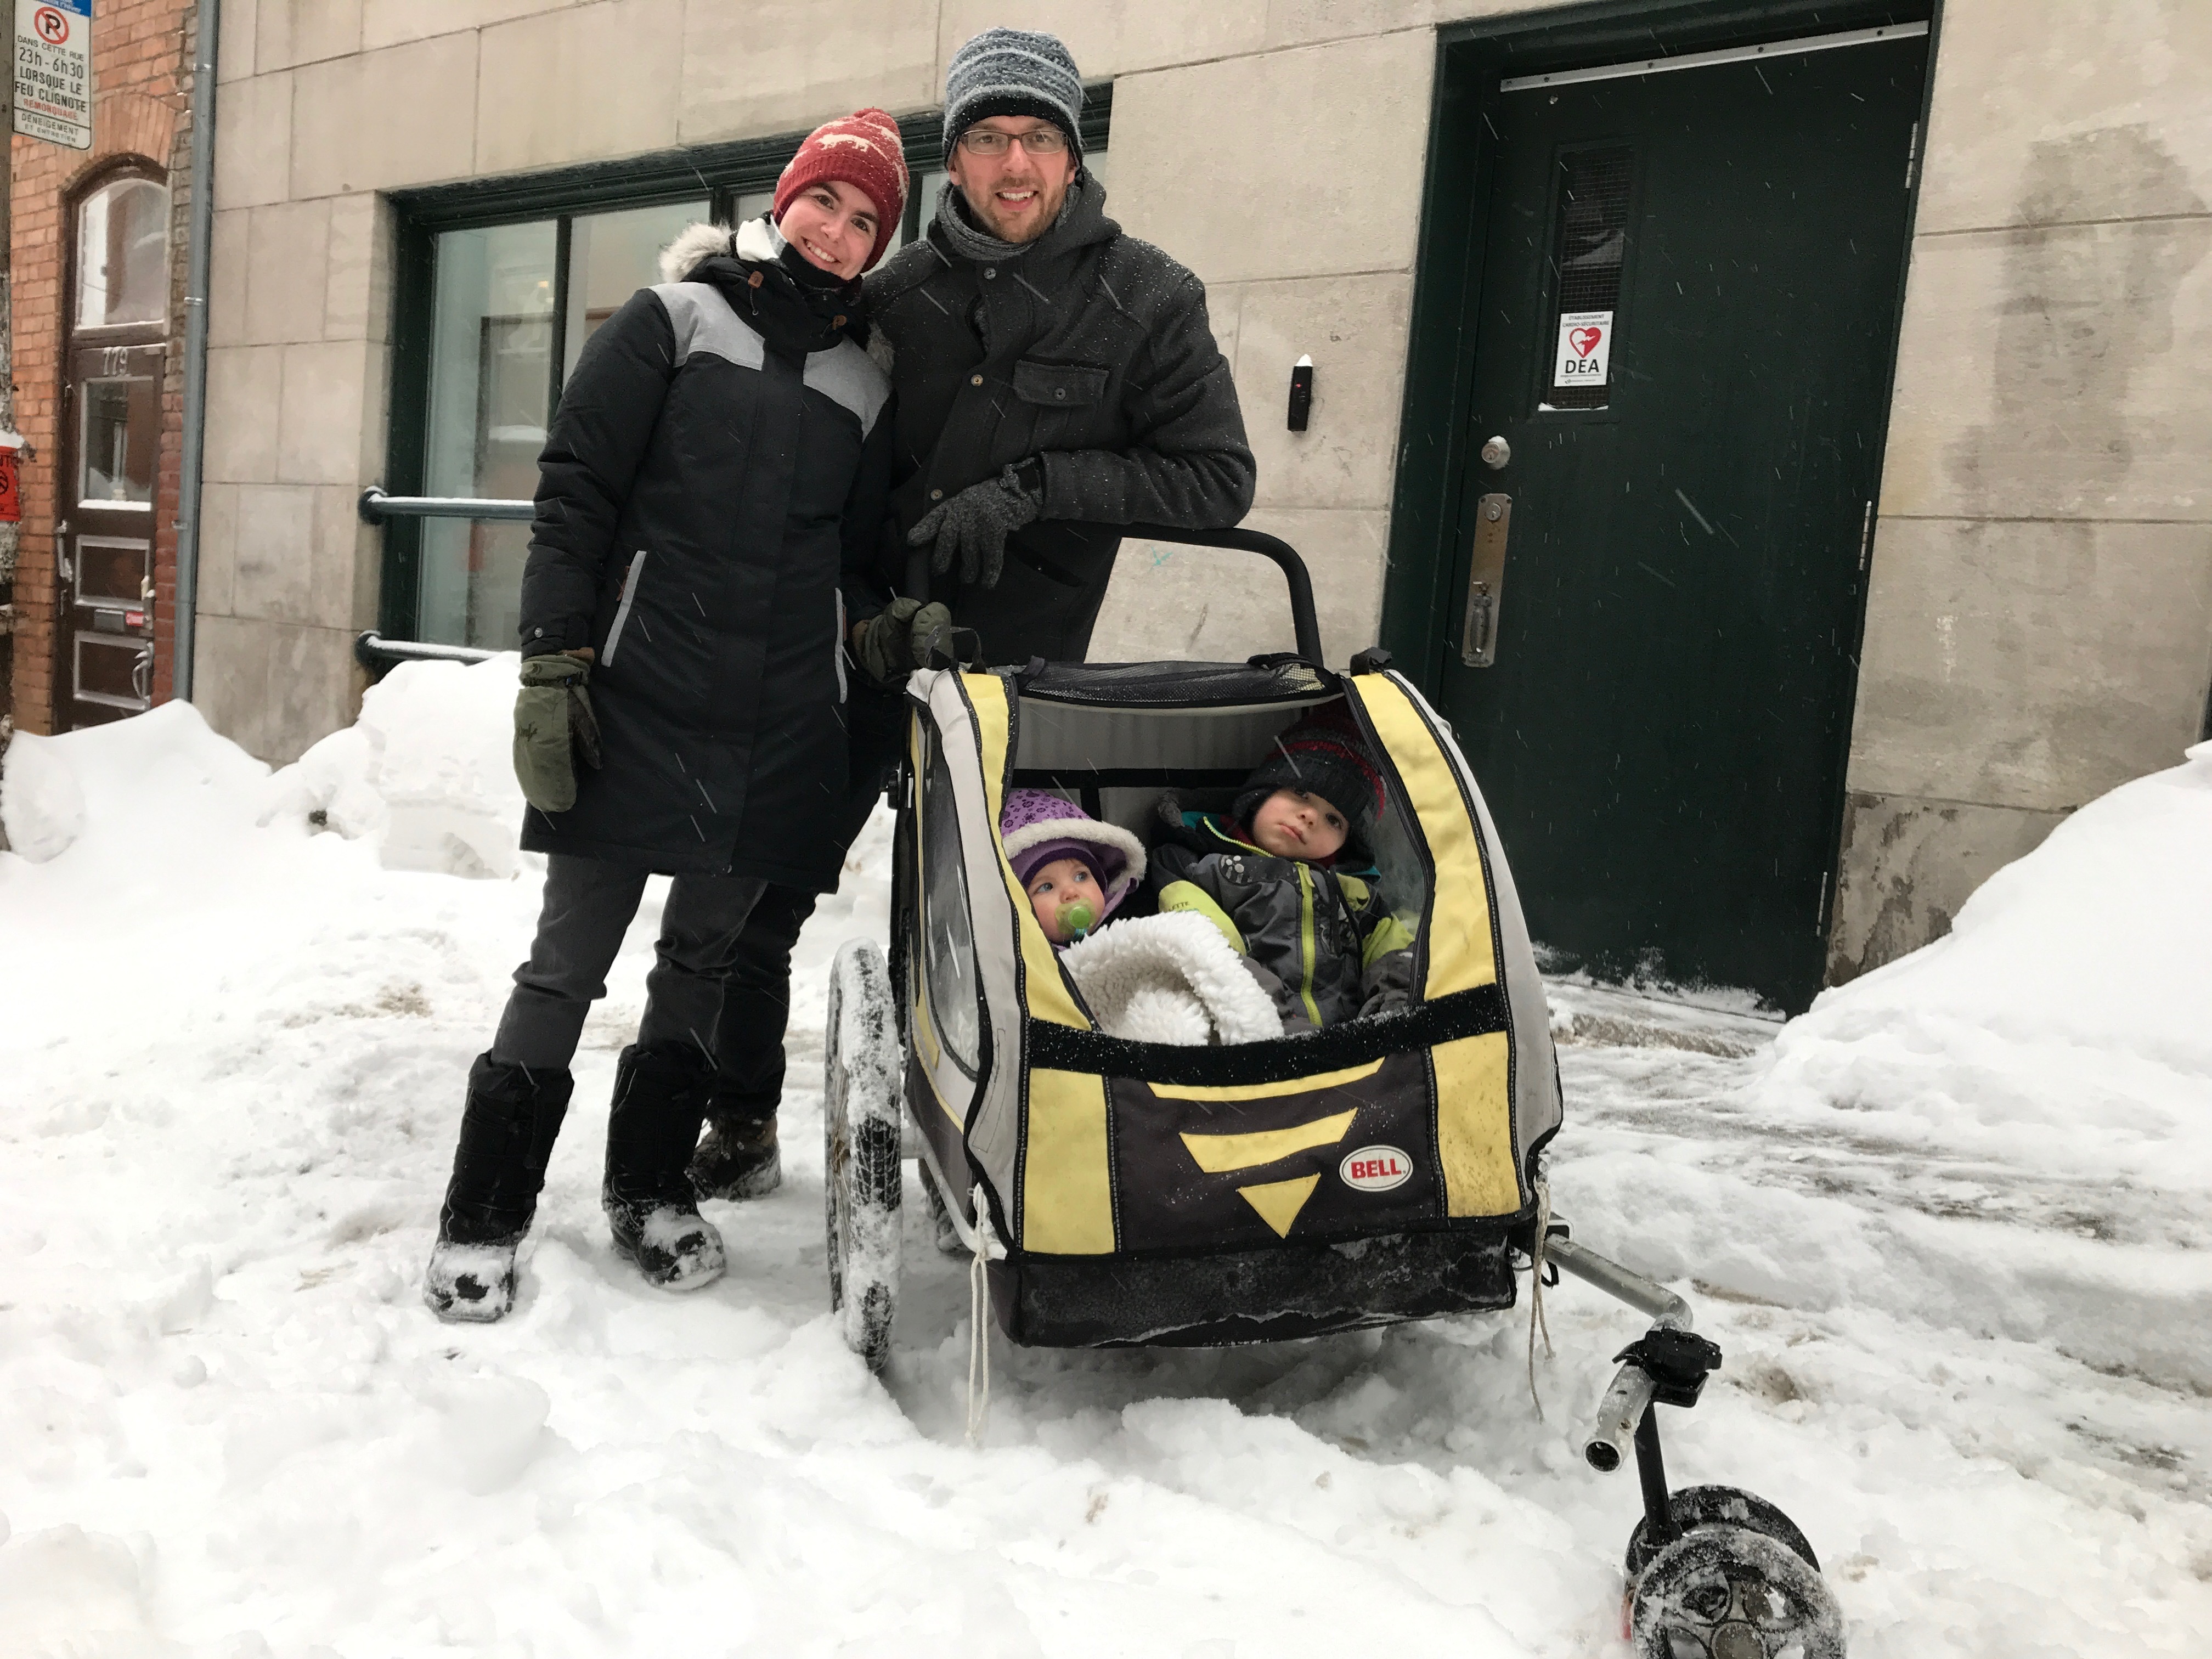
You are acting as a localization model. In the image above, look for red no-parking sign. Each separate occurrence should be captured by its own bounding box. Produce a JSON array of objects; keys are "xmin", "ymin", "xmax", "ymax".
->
[{"xmin": 15, "ymin": 0, "xmax": 94, "ymax": 151}]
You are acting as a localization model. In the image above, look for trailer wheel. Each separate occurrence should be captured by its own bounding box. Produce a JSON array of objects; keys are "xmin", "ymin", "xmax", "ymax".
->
[
  {"xmin": 825, "ymin": 939, "xmax": 902, "ymax": 1373},
  {"xmin": 1628, "ymin": 1521, "xmax": 1845, "ymax": 1659},
  {"xmin": 1626, "ymin": 1485, "xmax": 1822, "ymax": 1582}
]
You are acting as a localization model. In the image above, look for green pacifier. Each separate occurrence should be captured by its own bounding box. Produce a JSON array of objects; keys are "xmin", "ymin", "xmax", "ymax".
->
[{"xmin": 1060, "ymin": 899, "xmax": 1097, "ymax": 941}]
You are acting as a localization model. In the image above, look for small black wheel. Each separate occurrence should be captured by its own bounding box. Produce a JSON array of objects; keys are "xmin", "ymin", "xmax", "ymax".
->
[
  {"xmin": 1629, "ymin": 1525, "xmax": 1846, "ymax": 1659},
  {"xmin": 825, "ymin": 940, "xmax": 902, "ymax": 1372},
  {"xmin": 916, "ymin": 1158, "xmax": 966, "ymax": 1256},
  {"xmin": 1627, "ymin": 1485, "xmax": 1821, "ymax": 1582}
]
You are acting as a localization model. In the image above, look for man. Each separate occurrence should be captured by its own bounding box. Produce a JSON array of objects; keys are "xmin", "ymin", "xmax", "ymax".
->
[{"xmin": 689, "ymin": 26, "xmax": 1255, "ymax": 1201}]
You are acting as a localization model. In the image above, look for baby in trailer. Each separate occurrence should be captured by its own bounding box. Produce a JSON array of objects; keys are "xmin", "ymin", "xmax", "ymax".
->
[
  {"xmin": 1001, "ymin": 788, "xmax": 1150, "ymax": 946},
  {"xmin": 1149, "ymin": 704, "xmax": 1417, "ymax": 1029}
]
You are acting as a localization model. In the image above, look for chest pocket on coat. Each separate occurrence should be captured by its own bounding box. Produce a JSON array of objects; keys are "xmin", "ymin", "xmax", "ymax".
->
[{"xmin": 1012, "ymin": 359, "xmax": 1109, "ymax": 445}]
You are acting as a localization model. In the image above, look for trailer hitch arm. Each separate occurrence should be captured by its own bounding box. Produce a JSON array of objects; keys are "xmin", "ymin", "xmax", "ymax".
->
[{"xmin": 1545, "ymin": 1236, "xmax": 1723, "ymax": 1550}]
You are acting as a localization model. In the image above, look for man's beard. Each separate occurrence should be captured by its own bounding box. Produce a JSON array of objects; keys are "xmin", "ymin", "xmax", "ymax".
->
[{"xmin": 966, "ymin": 174, "xmax": 1067, "ymax": 245}]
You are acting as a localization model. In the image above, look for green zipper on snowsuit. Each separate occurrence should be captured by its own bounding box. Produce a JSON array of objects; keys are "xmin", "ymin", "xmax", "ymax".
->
[{"xmin": 1295, "ymin": 863, "xmax": 1322, "ymax": 1026}]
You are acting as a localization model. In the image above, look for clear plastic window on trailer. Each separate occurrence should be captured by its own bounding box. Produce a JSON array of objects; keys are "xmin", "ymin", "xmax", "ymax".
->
[{"xmin": 919, "ymin": 726, "xmax": 983, "ymax": 1074}]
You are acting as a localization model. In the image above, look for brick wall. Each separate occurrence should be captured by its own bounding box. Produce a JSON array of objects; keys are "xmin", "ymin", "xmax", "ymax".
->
[{"xmin": 5, "ymin": 0, "xmax": 193, "ymax": 733}]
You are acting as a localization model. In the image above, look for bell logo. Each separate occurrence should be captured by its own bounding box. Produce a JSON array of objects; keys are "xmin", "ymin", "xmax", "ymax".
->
[{"xmin": 1339, "ymin": 1146, "xmax": 1413, "ymax": 1192}]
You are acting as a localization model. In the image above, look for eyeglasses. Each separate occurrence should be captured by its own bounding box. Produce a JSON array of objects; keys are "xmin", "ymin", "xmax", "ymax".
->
[{"xmin": 957, "ymin": 127, "xmax": 1068, "ymax": 157}]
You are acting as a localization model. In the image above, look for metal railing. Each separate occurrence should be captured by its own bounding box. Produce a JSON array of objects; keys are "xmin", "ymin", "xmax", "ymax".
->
[
  {"xmin": 356, "ymin": 487, "xmax": 1327, "ymax": 669},
  {"xmin": 356, "ymin": 487, "xmax": 525, "ymax": 673},
  {"xmin": 354, "ymin": 631, "xmax": 499, "ymax": 673},
  {"xmin": 359, "ymin": 485, "xmax": 533, "ymax": 525}
]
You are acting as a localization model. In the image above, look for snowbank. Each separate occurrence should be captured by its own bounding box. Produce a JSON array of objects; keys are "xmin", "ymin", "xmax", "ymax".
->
[
  {"xmin": 1760, "ymin": 738, "xmax": 2212, "ymax": 1169},
  {"xmin": 1559, "ymin": 740, "xmax": 2212, "ymax": 1392},
  {"xmin": 0, "ymin": 701, "xmax": 270, "ymax": 879},
  {"xmin": 0, "ymin": 728, "xmax": 87, "ymax": 861},
  {"xmin": 261, "ymin": 652, "xmax": 530, "ymax": 878}
]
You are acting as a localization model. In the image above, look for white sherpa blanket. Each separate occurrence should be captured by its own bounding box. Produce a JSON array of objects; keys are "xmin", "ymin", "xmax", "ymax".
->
[{"xmin": 1059, "ymin": 911, "xmax": 1284, "ymax": 1046}]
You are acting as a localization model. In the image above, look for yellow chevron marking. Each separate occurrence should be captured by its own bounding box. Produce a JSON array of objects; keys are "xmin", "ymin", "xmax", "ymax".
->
[
  {"xmin": 1237, "ymin": 1175, "xmax": 1322, "ymax": 1239},
  {"xmin": 1180, "ymin": 1109, "xmax": 1357, "ymax": 1173},
  {"xmin": 1149, "ymin": 1060, "xmax": 1383, "ymax": 1102}
]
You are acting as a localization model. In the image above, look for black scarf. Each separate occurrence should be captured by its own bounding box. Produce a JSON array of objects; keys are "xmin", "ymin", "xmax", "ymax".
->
[{"xmin": 690, "ymin": 238, "xmax": 867, "ymax": 363}]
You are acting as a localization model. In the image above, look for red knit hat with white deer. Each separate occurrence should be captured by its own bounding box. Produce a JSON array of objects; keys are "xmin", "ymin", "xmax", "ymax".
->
[{"xmin": 773, "ymin": 108, "xmax": 910, "ymax": 272}]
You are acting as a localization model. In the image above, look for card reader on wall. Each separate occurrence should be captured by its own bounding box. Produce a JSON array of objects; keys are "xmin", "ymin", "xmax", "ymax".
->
[{"xmin": 1288, "ymin": 355, "xmax": 1313, "ymax": 431}]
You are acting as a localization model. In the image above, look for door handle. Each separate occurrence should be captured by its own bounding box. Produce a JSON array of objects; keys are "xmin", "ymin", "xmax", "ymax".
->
[{"xmin": 1460, "ymin": 493, "xmax": 1512, "ymax": 668}]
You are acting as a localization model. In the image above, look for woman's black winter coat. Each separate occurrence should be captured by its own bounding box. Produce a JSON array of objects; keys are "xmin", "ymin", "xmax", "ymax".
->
[{"xmin": 514, "ymin": 240, "xmax": 894, "ymax": 889}]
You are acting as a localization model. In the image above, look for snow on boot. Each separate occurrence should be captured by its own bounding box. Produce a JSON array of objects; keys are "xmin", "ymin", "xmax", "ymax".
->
[
  {"xmin": 603, "ymin": 1041, "xmax": 727, "ymax": 1293},
  {"xmin": 424, "ymin": 1055, "xmax": 573, "ymax": 1323},
  {"xmin": 607, "ymin": 1201, "xmax": 727, "ymax": 1290},
  {"xmin": 689, "ymin": 1103, "xmax": 782, "ymax": 1201},
  {"xmin": 424, "ymin": 1239, "xmax": 523, "ymax": 1322}
]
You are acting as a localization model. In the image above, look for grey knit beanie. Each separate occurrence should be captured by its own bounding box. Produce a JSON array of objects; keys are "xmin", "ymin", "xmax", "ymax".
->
[{"xmin": 943, "ymin": 27, "xmax": 1084, "ymax": 157}]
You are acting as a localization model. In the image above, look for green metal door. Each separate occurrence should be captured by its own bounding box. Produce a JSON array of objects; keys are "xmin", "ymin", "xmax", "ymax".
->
[{"xmin": 1436, "ymin": 31, "xmax": 1925, "ymax": 1011}]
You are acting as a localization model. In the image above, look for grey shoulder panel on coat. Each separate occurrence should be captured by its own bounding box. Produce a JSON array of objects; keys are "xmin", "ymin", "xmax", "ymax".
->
[
  {"xmin": 650, "ymin": 281, "xmax": 766, "ymax": 371},
  {"xmin": 804, "ymin": 338, "xmax": 891, "ymax": 438}
]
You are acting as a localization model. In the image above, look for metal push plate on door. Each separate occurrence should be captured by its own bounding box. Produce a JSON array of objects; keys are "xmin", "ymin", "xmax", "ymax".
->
[{"xmin": 1460, "ymin": 494, "xmax": 1512, "ymax": 667}]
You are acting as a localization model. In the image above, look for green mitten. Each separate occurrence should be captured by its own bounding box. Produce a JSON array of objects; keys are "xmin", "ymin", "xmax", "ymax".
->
[
  {"xmin": 512, "ymin": 653, "xmax": 602, "ymax": 813},
  {"xmin": 855, "ymin": 597, "xmax": 956, "ymax": 684}
]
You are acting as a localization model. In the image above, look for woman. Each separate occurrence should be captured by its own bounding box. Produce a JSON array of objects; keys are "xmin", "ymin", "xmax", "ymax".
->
[{"xmin": 424, "ymin": 110, "xmax": 910, "ymax": 1323}]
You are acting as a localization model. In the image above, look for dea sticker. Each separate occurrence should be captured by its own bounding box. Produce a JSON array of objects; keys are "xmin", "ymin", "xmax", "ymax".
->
[
  {"xmin": 1553, "ymin": 309, "xmax": 1612, "ymax": 388},
  {"xmin": 1339, "ymin": 1146, "xmax": 1413, "ymax": 1192}
]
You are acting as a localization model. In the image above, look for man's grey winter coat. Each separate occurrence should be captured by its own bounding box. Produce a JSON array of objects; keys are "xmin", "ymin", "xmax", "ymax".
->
[
  {"xmin": 865, "ymin": 176, "xmax": 1255, "ymax": 663},
  {"xmin": 515, "ymin": 225, "xmax": 893, "ymax": 888}
]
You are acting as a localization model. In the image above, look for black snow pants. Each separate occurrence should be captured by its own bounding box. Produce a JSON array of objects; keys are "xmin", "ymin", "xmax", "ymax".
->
[
  {"xmin": 494, "ymin": 854, "xmax": 769, "ymax": 1070},
  {"xmin": 709, "ymin": 712, "xmax": 901, "ymax": 1120}
]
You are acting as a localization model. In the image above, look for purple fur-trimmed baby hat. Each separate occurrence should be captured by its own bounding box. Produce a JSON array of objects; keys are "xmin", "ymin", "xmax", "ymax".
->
[{"xmin": 1000, "ymin": 788, "xmax": 1148, "ymax": 921}]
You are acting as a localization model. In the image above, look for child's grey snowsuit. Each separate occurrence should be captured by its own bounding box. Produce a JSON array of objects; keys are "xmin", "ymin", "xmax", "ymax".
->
[{"xmin": 1147, "ymin": 803, "xmax": 1416, "ymax": 1029}]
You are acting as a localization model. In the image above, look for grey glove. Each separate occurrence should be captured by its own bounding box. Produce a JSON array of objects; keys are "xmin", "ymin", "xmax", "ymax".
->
[
  {"xmin": 906, "ymin": 462, "xmax": 1043, "ymax": 590},
  {"xmin": 854, "ymin": 597, "xmax": 956, "ymax": 684},
  {"xmin": 512, "ymin": 652, "xmax": 602, "ymax": 814}
]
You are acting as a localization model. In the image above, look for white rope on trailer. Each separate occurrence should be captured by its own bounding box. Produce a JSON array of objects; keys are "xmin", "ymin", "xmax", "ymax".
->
[
  {"xmin": 967, "ymin": 1182, "xmax": 995, "ymax": 1444},
  {"xmin": 1527, "ymin": 1168, "xmax": 1555, "ymax": 1418}
]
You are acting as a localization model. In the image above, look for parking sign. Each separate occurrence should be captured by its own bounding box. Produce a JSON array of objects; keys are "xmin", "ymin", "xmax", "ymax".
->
[{"xmin": 16, "ymin": 0, "xmax": 93, "ymax": 151}]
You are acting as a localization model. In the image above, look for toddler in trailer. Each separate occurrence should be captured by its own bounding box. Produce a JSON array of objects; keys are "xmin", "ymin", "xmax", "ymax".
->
[
  {"xmin": 1001, "ymin": 788, "xmax": 1147, "ymax": 946},
  {"xmin": 1149, "ymin": 703, "xmax": 1416, "ymax": 1029}
]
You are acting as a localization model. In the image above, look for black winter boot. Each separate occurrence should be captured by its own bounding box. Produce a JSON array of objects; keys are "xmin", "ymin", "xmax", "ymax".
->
[
  {"xmin": 604, "ymin": 1042, "xmax": 727, "ymax": 1291},
  {"xmin": 424, "ymin": 1055, "xmax": 573, "ymax": 1323},
  {"xmin": 689, "ymin": 1096, "xmax": 783, "ymax": 1201}
]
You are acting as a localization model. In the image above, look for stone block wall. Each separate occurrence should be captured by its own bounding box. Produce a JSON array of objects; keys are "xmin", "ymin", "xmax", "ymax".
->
[
  {"xmin": 4, "ymin": 0, "xmax": 192, "ymax": 733},
  {"xmin": 1089, "ymin": 25, "xmax": 1436, "ymax": 666},
  {"xmin": 1830, "ymin": 0, "xmax": 2212, "ymax": 979}
]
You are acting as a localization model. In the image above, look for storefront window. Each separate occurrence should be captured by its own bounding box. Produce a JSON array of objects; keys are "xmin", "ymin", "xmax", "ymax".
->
[
  {"xmin": 417, "ymin": 201, "xmax": 707, "ymax": 647},
  {"xmin": 562, "ymin": 200, "xmax": 724, "ymax": 381}
]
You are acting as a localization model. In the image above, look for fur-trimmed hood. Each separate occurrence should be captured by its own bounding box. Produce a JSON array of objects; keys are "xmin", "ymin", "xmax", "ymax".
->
[
  {"xmin": 657, "ymin": 216, "xmax": 788, "ymax": 285},
  {"xmin": 999, "ymin": 788, "xmax": 1147, "ymax": 917}
]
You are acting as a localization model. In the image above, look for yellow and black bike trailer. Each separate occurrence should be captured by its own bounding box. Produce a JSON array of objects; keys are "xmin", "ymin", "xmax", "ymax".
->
[{"xmin": 821, "ymin": 527, "xmax": 1848, "ymax": 1659}]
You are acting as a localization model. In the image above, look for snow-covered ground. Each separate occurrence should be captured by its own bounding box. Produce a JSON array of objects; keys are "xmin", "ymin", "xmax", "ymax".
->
[{"xmin": 4, "ymin": 660, "xmax": 2210, "ymax": 1657}]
